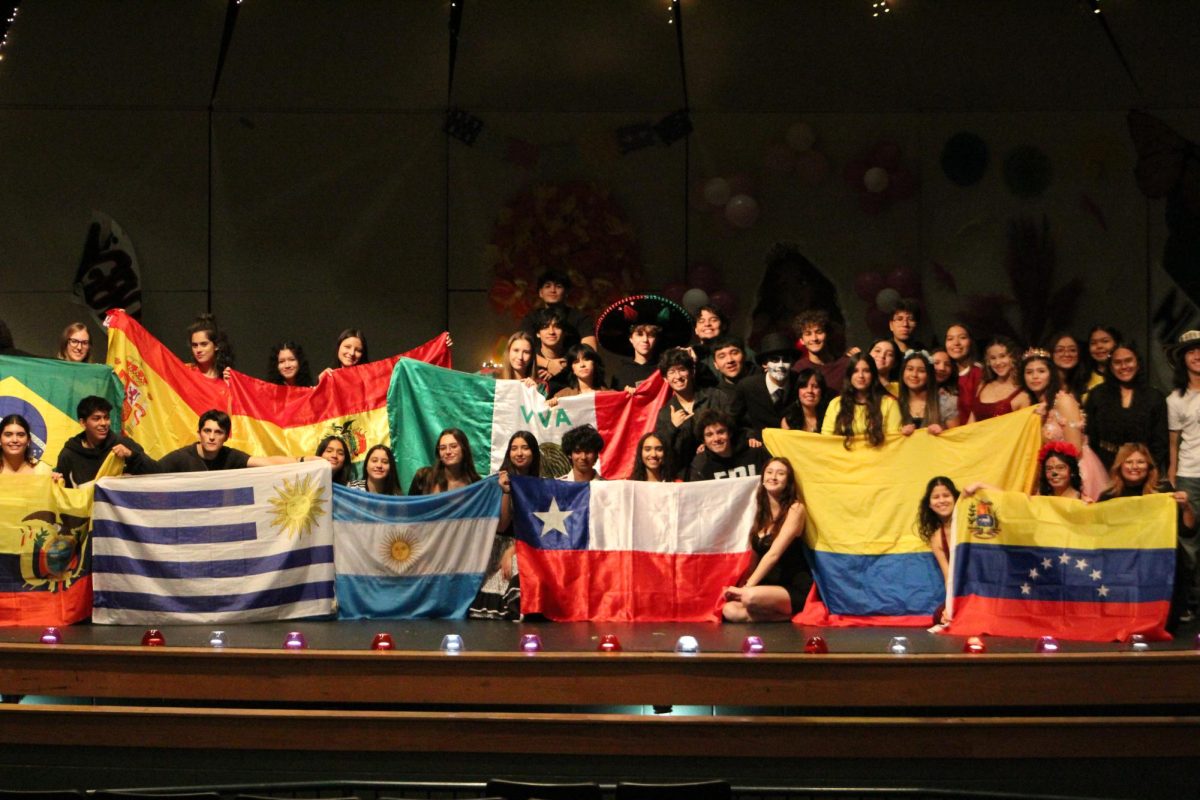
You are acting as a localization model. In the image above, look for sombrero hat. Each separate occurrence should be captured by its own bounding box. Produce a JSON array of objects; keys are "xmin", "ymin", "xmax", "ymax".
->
[
  {"xmin": 595, "ymin": 294, "xmax": 693, "ymax": 357},
  {"xmin": 1165, "ymin": 330, "xmax": 1200, "ymax": 361}
]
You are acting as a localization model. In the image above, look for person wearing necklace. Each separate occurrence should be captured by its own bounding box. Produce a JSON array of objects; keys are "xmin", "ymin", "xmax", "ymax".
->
[
  {"xmin": 781, "ymin": 368, "xmax": 830, "ymax": 433},
  {"xmin": 348, "ymin": 444, "xmax": 403, "ymax": 495},
  {"xmin": 532, "ymin": 307, "xmax": 570, "ymax": 396},
  {"xmin": 916, "ymin": 476, "xmax": 959, "ymax": 624},
  {"xmin": 413, "ymin": 428, "xmax": 482, "ymax": 495},
  {"xmin": 1021, "ymin": 348, "xmax": 1106, "ymax": 499},
  {"xmin": 898, "ymin": 350, "xmax": 957, "ymax": 435},
  {"xmin": 966, "ymin": 336, "xmax": 1025, "ymax": 423},
  {"xmin": 945, "ymin": 323, "xmax": 982, "ymax": 421},
  {"xmin": 1083, "ymin": 343, "xmax": 1168, "ymax": 472},
  {"xmin": 550, "ymin": 343, "xmax": 605, "ymax": 403}
]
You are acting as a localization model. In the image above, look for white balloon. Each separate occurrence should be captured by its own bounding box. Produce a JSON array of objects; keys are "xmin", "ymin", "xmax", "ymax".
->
[
  {"xmin": 864, "ymin": 166, "xmax": 890, "ymax": 194},
  {"xmin": 875, "ymin": 287, "xmax": 901, "ymax": 313},
  {"xmin": 702, "ymin": 177, "xmax": 732, "ymax": 207},
  {"xmin": 724, "ymin": 194, "xmax": 760, "ymax": 229},
  {"xmin": 682, "ymin": 288, "xmax": 710, "ymax": 315},
  {"xmin": 786, "ymin": 121, "xmax": 816, "ymax": 152}
]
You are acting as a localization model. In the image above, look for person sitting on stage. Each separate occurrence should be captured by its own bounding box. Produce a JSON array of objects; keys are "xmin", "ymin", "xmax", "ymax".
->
[
  {"xmin": 558, "ymin": 424, "xmax": 604, "ymax": 482},
  {"xmin": 158, "ymin": 410, "xmax": 314, "ymax": 473},
  {"xmin": 348, "ymin": 444, "xmax": 403, "ymax": 495},
  {"xmin": 319, "ymin": 328, "xmax": 368, "ymax": 381},
  {"xmin": 186, "ymin": 313, "xmax": 234, "ymax": 380},
  {"xmin": 56, "ymin": 322, "xmax": 92, "ymax": 363},
  {"xmin": 688, "ymin": 408, "xmax": 769, "ymax": 482},
  {"xmin": 781, "ymin": 367, "xmax": 830, "ymax": 433},
  {"xmin": 790, "ymin": 308, "xmax": 849, "ymax": 391},
  {"xmin": 630, "ymin": 431, "xmax": 673, "ymax": 482},
  {"xmin": 916, "ymin": 475, "xmax": 960, "ymax": 623},
  {"xmin": 722, "ymin": 457, "xmax": 812, "ymax": 622},
  {"xmin": 821, "ymin": 354, "xmax": 901, "ymax": 449},
  {"xmin": 267, "ymin": 341, "xmax": 315, "ymax": 387},
  {"xmin": 551, "ymin": 343, "xmax": 605, "ymax": 402},
  {"xmin": 412, "ymin": 428, "xmax": 481, "ymax": 495},
  {"xmin": 0, "ymin": 414, "xmax": 55, "ymax": 477},
  {"xmin": 55, "ymin": 396, "xmax": 160, "ymax": 487},
  {"xmin": 519, "ymin": 268, "xmax": 597, "ymax": 350},
  {"xmin": 315, "ymin": 435, "xmax": 352, "ymax": 486},
  {"xmin": 735, "ymin": 332, "xmax": 799, "ymax": 445},
  {"xmin": 655, "ymin": 347, "xmax": 730, "ymax": 479}
]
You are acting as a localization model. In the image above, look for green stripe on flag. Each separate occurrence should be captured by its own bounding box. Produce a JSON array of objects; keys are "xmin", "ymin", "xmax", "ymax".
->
[{"xmin": 0, "ymin": 355, "xmax": 124, "ymax": 425}]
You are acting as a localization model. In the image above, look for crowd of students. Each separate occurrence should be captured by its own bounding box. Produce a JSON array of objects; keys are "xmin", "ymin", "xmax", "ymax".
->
[{"xmin": 2, "ymin": 270, "xmax": 1200, "ymax": 625}]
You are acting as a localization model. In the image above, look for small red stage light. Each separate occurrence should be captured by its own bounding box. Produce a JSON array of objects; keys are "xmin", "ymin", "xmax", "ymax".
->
[
  {"xmin": 371, "ymin": 633, "xmax": 395, "ymax": 651},
  {"xmin": 803, "ymin": 636, "xmax": 828, "ymax": 654},
  {"xmin": 963, "ymin": 636, "xmax": 986, "ymax": 654},
  {"xmin": 1035, "ymin": 636, "xmax": 1060, "ymax": 653},
  {"xmin": 597, "ymin": 634, "xmax": 622, "ymax": 652},
  {"xmin": 741, "ymin": 636, "xmax": 766, "ymax": 655},
  {"xmin": 141, "ymin": 629, "xmax": 166, "ymax": 647}
]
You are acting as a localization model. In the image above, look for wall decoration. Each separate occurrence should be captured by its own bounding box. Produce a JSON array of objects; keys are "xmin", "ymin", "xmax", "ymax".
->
[
  {"xmin": 844, "ymin": 140, "xmax": 917, "ymax": 215},
  {"xmin": 74, "ymin": 211, "xmax": 142, "ymax": 323}
]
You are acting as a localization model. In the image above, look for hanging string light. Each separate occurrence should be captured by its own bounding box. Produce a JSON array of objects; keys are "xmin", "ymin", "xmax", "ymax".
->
[
  {"xmin": 871, "ymin": 0, "xmax": 892, "ymax": 18},
  {"xmin": 0, "ymin": 3, "xmax": 23, "ymax": 62},
  {"xmin": 667, "ymin": 0, "xmax": 678, "ymax": 25}
]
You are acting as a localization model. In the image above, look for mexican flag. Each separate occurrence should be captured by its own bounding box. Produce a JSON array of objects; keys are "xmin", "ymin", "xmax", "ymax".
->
[{"xmin": 388, "ymin": 360, "xmax": 669, "ymax": 488}]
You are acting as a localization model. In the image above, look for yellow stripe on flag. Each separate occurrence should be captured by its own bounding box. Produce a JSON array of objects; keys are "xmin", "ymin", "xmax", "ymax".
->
[{"xmin": 0, "ymin": 376, "xmax": 84, "ymax": 470}]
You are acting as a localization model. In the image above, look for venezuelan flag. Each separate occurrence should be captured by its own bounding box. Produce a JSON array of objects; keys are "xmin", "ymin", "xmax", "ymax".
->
[
  {"xmin": 0, "ymin": 355, "xmax": 125, "ymax": 469},
  {"xmin": 104, "ymin": 310, "xmax": 451, "ymax": 462},
  {"xmin": 763, "ymin": 409, "xmax": 1041, "ymax": 626},
  {"xmin": 944, "ymin": 489, "xmax": 1175, "ymax": 642}
]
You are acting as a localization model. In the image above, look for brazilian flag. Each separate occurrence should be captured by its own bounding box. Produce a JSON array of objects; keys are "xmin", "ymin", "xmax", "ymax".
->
[{"xmin": 0, "ymin": 355, "xmax": 124, "ymax": 470}]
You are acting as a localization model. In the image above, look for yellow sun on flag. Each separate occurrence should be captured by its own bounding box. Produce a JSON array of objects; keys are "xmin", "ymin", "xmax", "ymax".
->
[
  {"xmin": 268, "ymin": 474, "xmax": 326, "ymax": 539},
  {"xmin": 379, "ymin": 529, "xmax": 423, "ymax": 573}
]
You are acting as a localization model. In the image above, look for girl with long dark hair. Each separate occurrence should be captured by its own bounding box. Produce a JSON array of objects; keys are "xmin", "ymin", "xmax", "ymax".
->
[{"xmin": 821, "ymin": 354, "xmax": 901, "ymax": 449}]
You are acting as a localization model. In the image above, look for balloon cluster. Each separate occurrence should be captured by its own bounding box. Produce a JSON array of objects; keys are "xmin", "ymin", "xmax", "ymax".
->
[
  {"xmin": 699, "ymin": 173, "xmax": 760, "ymax": 230},
  {"xmin": 662, "ymin": 262, "xmax": 738, "ymax": 318},
  {"xmin": 843, "ymin": 141, "xmax": 917, "ymax": 215},
  {"xmin": 763, "ymin": 121, "xmax": 830, "ymax": 186},
  {"xmin": 852, "ymin": 265, "xmax": 923, "ymax": 337}
]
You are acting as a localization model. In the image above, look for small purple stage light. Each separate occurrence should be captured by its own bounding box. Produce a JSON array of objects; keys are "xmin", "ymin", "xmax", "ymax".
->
[
  {"xmin": 803, "ymin": 636, "xmax": 828, "ymax": 654},
  {"xmin": 39, "ymin": 627, "xmax": 60, "ymax": 645},
  {"xmin": 963, "ymin": 636, "xmax": 987, "ymax": 654},
  {"xmin": 283, "ymin": 631, "xmax": 307, "ymax": 650},
  {"xmin": 440, "ymin": 634, "xmax": 464, "ymax": 653},
  {"xmin": 519, "ymin": 634, "xmax": 543, "ymax": 653},
  {"xmin": 370, "ymin": 633, "xmax": 395, "ymax": 651},
  {"xmin": 141, "ymin": 629, "xmax": 166, "ymax": 647},
  {"xmin": 597, "ymin": 634, "xmax": 622, "ymax": 652},
  {"xmin": 1035, "ymin": 636, "xmax": 1060, "ymax": 653},
  {"xmin": 741, "ymin": 636, "xmax": 766, "ymax": 655}
]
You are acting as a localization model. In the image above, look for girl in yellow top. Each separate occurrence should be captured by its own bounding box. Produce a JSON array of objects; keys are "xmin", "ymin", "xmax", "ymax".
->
[{"xmin": 821, "ymin": 354, "xmax": 902, "ymax": 448}]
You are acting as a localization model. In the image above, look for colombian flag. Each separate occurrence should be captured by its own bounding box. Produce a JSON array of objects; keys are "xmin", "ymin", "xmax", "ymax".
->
[
  {"xmin": 763, "ymin": 409, "xmax": 1041, "ymax": 626},
  {"xmin": 944, "ymin": 489, "xmax": 1175, "ymax": 642},
  {"xmin": 0, "ymin": 454, "xmax": 121, "ymax": 625},
  {"xmin": 0, "ymin": 355, "xmax": 125, "ymax": 470},
  {"xmin": 104, "ymin": 310, "xmax": 451, "ymax": 462}
]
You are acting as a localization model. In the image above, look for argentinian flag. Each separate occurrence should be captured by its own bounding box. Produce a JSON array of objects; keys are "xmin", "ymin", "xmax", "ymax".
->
[{"xmin": 333, "ymin": 476, "xmax": 503, "ymax": 619}]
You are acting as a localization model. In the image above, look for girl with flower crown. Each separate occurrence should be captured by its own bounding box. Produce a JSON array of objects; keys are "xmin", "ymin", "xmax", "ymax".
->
[
  {"xmin": 1020, "ymin": 348, "xmax": 1107, "ymax": 498},
  {"xmin": 1036, "ymin": 441, "xmax": 1092, "ymax": 502}
]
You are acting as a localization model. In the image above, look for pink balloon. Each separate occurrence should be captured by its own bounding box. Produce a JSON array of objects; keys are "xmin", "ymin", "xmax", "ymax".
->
[
  {"xmin": 888, "ymin": 167, "xmax": 918, "ymax": 201},
  {"xmin": 853, "ymin": 271, "xmax": 886, "ymax": 302},
  {"xmin": 661, "ymin": 281, "xmax": 687, "ymax": 303},
  {"xmin": 689, "ymin": 263, "xmax": 721, "ymax": 294},
  {"xmin": 727, "ymin": 172, "xmax": 755, "ymax": 197},
  {"xmin": 763, "ymin": 143, "xmax": 796, "ymax": 174},
  {"xmin": 885, "ymin": 265, "xmax": 919, "ymax": 296},
  {"xmin": 871, "ymin": 141, "xmax": 902, "ymax": 171},
  {"xmin": 709, "ymin": 288, "xmax": 738, "ymax": 316},
  {"xmin": 795, "ymin": 150, "xmax": 829, "ymax": 185},
  {"xmin": 724, "ymin": 194, "xmax": 761, "ymax": 229}
]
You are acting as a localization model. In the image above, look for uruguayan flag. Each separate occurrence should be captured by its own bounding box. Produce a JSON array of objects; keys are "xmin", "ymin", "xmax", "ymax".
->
[
  {"xmin": 91, "ymin": 461, "xmax": 335, "ymax": 624},
  {"xmin": 333, "ymin": 476, "xmax": 503, "ymax": 619}
]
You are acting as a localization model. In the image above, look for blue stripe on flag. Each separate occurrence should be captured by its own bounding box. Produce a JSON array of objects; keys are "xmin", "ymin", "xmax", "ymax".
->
[
  {"xmin": 93, "ymin": 580, "xmax": 334, "ymax": 613},
  {"xmin": 335, "ymin": 573, "xmax": 485, "ymax": 620},
  {"xmin": 953, "ymin": 543, "xmax": 1175, "ymax": 604},
  {"xmin": 807, "ymin": 547, "xmax": 943, "ymax": 616},
  {"xmin": 92, "ymin": 545, "xmax": 333, "ymax": 581},
  {"xmin": 92, "ymin": 519, "xmax": 258, "ymax": 545},
  {"xmin": 510, "ymin": 476, "xmax": 590, "ymax": 551},
  {"xmin": 95, "ymin": 486, "xmax": 255, "ymax": 510},
  {"xmin": 332, "ymin": 477, "xmax": 502, "ymax": 524}
]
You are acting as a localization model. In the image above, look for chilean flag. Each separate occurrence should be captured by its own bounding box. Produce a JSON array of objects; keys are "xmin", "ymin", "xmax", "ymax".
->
[{"xmin": 511, "ymin": 476, "xmax": 758, "ymax": 621}]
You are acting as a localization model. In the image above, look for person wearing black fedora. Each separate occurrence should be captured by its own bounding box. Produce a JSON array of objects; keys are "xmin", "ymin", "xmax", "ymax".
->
[
  {"xmin": 518, "ymin": 268, "xmax": 597, "ymax": 351},
  {"xmin": 596, "ymin": 294, "xmax": 693, "ymax": 392},
  {"xmin": 1167, "ymin": 329, "xmax": 1200, "ymax": 619},
  {"xmin": 734, "ymin": 331, "xmax": 801, "ymax": 444}
]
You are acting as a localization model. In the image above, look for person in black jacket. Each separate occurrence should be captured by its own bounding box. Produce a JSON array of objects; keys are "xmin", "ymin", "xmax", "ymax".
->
[
  {"xmin": 1083, "ymin": 343, "xmax": 1169, "ymax": 471},
  {"xmin": 734, "ymin": 332, "xmax": 800, "ymax": 445},
  {"xmin": 653, "ymin": 348, "xmax": 731, "ymax": 479},
  {"xmin": 54, "ymin": 396, "xmax": 160, "ymax": 487},
  {"xmin": 688, "ymin": 408, "xmax": 769, "ymax": 482}
]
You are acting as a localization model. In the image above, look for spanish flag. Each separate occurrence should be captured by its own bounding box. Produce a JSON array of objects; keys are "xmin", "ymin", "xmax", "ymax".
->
[
  {"xmin": 0, "ymin": 454, "xmax": 121, "ymax": 626},
  {"xmin": 0, "ymin": 355, "xmax": 125, "ymax": 470},
  {"xmin": 763, "ymin": 409, "xmax": 1041, "ymax": 626},
  {"xmin": 944, "ymin": 489, "xmax": 1175, "ymax": 642},
  {"xmin": 104, "ymin": 310, "xmax": 451, "ymax": 462}
]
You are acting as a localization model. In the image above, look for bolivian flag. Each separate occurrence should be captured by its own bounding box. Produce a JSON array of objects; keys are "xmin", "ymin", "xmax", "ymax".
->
[
  {"xmin": 945, "ymin": 489, "xmax": 1175, "ymax": 642},
  {"xmin": 0, "ymin": 355, "xmax": 125, "ymax": 470},
  {"xmin": 763, "ymin": 409, "xmax": 1041, "ymax": 626},
  {"xmin": 104, "ymin": 310, "xmax": 451, "ymax": 462},
  {"xmin": 0, "ymin": 454, "xmax": 121, "ymax": 625}
]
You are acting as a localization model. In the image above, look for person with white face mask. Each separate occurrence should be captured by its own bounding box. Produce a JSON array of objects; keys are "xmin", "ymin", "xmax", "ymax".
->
[{"xmin": 734, "ymin": 332, "xmax": 800, "ymax": 446}]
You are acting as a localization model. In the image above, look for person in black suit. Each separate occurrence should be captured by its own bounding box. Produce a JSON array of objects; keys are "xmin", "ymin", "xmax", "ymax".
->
[{"xmin": 734, "ymin": 332, "xmax": 801, "ymax": 445}]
